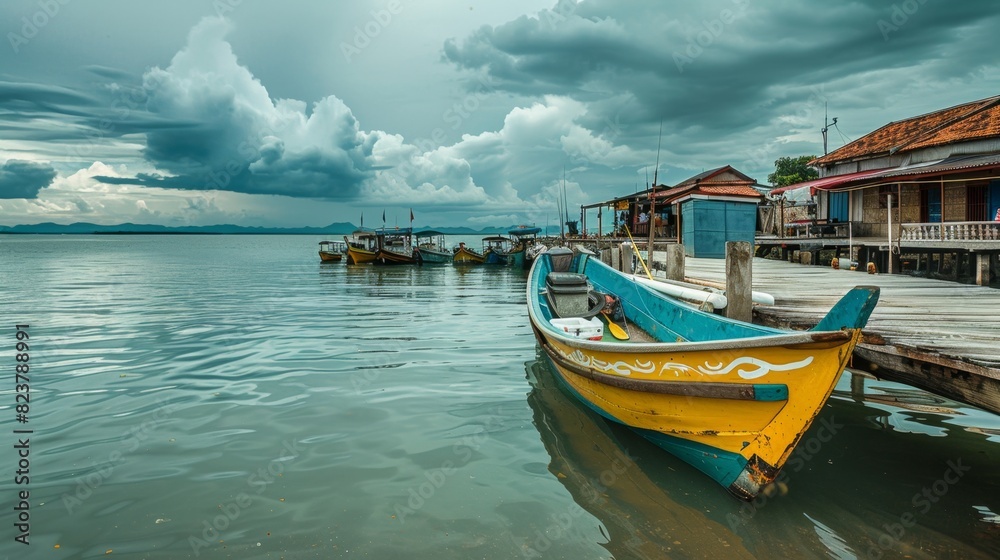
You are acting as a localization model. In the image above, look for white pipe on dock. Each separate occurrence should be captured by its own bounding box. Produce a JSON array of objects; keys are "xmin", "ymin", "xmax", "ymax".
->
[{"xmin": 629, "ymin": 274, "xmax": 729, "ymax": 309}]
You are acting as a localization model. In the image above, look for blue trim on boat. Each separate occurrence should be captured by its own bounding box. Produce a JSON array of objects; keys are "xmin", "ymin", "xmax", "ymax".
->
[
  {"xmin": 541, "ymin": 352, "xmax": 749, "ymax": 490},
  {"xmin": 632, "ymin": 426, "xmax": 748, "ymax": 489},
  {"xmin": 753, "ymin": 384, "xmax": 789, "ymax": 402}
]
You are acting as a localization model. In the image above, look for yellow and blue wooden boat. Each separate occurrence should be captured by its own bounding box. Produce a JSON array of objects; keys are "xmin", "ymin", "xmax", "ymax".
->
[
  {"xmin": 344, "ymin": 230, "xmax": 378, "ymax": 264},
  {"xmin": 527, "ymin": 248, "xmax": 879, "ymax": 500},
  {"xmin": 453, "ymin": 242, "xmax": 485, "ymax": 265}
]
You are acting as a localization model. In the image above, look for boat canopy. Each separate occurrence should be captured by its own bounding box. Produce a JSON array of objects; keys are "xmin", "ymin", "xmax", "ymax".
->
[
  {"xmin": 415, "ymin": 230, "xmax": 446, "ymax": 237},
  {"xmin": 508, "ymin": 226, "xmax": 541, "ymax": 236},
  {"xmin": 482, "ymin": 235, "xmax": 510, "ymax": 242},
  {"xmin": 376, "ymin": 227, "xmax": 412, "ymax": 236}
]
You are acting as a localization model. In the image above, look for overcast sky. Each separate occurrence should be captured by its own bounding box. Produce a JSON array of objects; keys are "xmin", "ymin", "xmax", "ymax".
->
[{"xmin": 1, "ymin": 0, "xmax": 998, "ymax": 228}]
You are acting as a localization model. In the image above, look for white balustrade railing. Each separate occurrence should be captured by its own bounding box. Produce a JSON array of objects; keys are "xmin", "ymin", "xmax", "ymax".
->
[{"xmin": 900, "ymin": 221, "xmax": 1000, "ymax": 241}]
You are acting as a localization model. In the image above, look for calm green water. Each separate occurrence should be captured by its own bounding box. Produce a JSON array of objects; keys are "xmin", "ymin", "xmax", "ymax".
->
[{"xmin": 0, "ymin": 235, "xmax": 998, "ymax": 559}]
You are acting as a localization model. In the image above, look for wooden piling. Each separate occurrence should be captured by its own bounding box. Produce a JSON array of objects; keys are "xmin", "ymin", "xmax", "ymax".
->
[
  {"xmin": 664, "ymin": 243, "xmax": 685, "ymax": 281},
  {"xmin": 976, "ymin": 253, "xmax": 992, "ymax": 286},
  {"xmin": 725, "ymin": 241, "xmax": 752, "ymax": 322},
  {"xmin": 621, "ymin": 243, "xmax": 634, "ymax": 275}
]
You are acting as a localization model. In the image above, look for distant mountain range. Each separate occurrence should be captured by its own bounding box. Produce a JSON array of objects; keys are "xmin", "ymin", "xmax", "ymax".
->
[{"xmin": 0, "ymin": 222, "xmax": 532, "ymax": 235}]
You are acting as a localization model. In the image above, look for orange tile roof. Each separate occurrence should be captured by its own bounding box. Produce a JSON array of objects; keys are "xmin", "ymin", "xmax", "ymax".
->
[
  {"xmin": 811, "ymin": 95, "xmax": 1000, "ymax": 166},
  {"xmin": 905, "ymin": 102, "xmax": 1000, "ymax": 150}
]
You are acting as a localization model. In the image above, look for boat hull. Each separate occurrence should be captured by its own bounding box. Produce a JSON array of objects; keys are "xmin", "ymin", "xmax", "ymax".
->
[
  {"xmin": 375, "ymin": 248, "xmax": 421, "ymax": 265},
  {"xmin": 527, "ymin": 251, "xmax": 876, "ymax": 500},
  {"xmin": 484, "ymin": 249, "xmax": 508, "ymax": 265},
  {"xmin": 346, "ymin": 246, "xmax": 377, "ymax": 264},
  {"xmin": 453, "ymin": 246, "xmax": 485, "ymax": 264},
  {"xmin": 415, "ymin": 247, "xmax": 452, "ymax": 263},
  {"xmin": 318, "ymin": 251, "xmax": 343, "ymax": 263}
]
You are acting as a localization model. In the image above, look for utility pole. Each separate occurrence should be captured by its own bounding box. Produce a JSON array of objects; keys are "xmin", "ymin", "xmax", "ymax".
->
[{"xmin": 648, "ymin": 121, "xmax": 663, "ymax": 260}]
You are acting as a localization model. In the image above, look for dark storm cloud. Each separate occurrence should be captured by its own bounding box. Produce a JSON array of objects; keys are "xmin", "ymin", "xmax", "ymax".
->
[
  {"xmin": 444, "ymin": 0, "xmax": 1000, "ymax": 136},
  {"xmin": 0, "ymin": 159, "xmax": 57, "ymax": 198}
]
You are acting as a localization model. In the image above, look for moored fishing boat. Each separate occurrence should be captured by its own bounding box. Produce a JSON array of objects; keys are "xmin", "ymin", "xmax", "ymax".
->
[
  {"xmin": 453, "ymin": 242, "xmax": 485, "ymax": 265},
  {"xmin": 375, "ymin": 227, "xmax": 421, "ymax": 265},
  {"xmin": 344, "ymin": 229, "xmax": 378, "ymax": 264},
  {"xmin": 482, "ymin": 236, "xmax": 511, "ymax": 265},
  {"xmin": 507, "ymin": 226, "xmax": 541, "ymax": 269},
  {"xmin": 318, "ymin": 240, "xmax": 346, "ymax": 263},
  {"xmin": 527, "ymin": 248, "xmax": 879, "ymax": 500},
  {"xmin": 413, "ymin": 230, "xmax": 451, "ymax": 264}
]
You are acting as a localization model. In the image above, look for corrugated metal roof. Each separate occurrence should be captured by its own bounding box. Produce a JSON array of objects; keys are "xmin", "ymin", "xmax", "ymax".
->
[
  {"xmin": 811, "ymin": 95, "xmax": 1000, "ymax": 166},
  {"xmin": 768, "ymin": 168, "xmax": 890, "ymax": 195}
]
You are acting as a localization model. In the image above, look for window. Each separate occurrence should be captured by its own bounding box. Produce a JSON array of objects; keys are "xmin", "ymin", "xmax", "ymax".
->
[
  {"xmin": 967, "ymin": 182, "xmax": 988, "ymax": 221},
  {"xmin": 829, "ymin": 191, "xmax": 848, "ymax": 222},
  {"xmin": 920, "ymin": 186, "xmax": 941, "ymax": 223}
]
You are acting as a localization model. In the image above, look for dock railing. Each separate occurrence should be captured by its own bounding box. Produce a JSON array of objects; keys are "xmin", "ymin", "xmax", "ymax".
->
[{"xmin": 900, "ymin": 221, "xmax": 1000, "ymax": 242}]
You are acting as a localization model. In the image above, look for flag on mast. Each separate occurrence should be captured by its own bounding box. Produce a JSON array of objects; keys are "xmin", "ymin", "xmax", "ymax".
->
[
  {"xmin": 360, "ymin": 212, "xmax": 364, "ymax": 228},
  {"xmin": 382, "ymin": 210, "xmax": 386, "ymax": 224},
  {"xmin": 410, "ymin": 208, "xmax": 414, "ymax": 222}
]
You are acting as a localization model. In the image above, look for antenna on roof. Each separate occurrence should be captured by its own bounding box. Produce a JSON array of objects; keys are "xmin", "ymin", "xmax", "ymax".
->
[{"xmin": 821, "ymin": 103, "xmax": 838, "ymax": 155}]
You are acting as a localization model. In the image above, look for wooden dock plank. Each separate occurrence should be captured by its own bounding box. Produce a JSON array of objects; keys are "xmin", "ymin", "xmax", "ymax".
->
[{"xmin": 649, "ymin": 255, "xmax": 1000, "ymax": 414}]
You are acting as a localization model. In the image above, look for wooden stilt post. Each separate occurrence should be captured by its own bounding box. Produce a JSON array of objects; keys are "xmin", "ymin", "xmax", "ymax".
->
[
  {"xmin": 976, "ymin": 253, "xmax": 991, "ymax": 286},
  {"xmin": 665, "ymin": 243, "xmax": 685, "ymax": 281},
  {"xmin": 725, "ymin": 241, "xmax": 752, "ymax": 322},
  {"xmin": 622, "ymin": 243, "xmax": 634, "ymax": 275}
]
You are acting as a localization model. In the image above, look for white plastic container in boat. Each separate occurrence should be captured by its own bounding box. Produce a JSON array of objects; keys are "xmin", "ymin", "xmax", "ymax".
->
[{"xmin": 549, "ymin": 317, "xmax": 603, "ymax": 341}]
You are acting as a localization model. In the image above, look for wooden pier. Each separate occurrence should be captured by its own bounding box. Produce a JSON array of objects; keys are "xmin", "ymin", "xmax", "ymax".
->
[{"xmin": 668, "ymin": 256, "xmax": 1000, "ymax": 415}]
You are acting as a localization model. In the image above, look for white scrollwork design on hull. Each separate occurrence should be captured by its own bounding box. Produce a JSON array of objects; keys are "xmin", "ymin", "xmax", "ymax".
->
[{"xmin": 556, "ymin": 346, "xmax": 814, "ymax": 380}]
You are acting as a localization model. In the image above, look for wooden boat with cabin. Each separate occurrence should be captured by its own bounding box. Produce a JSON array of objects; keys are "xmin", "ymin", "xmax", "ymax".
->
[
  {"xmin": 318, "ymin": 240, "xmax": 346, "ymax": 263},
  {"xmin": 453, "ymin": 242, "xmax": 485, "ymax": 265},
  {"xmin": 413, "ymin": 230, "xmax": 452, "ymax": 263},
  {"xmin": 507, "ymin": 225, "xmax": 541, "ymax": 269},
  {"xmin": 482, "ymin": 235, "xmax": 512, "ymax": 265},
  {"xmin": 344, "ymin": 229, "xmax": 378, "ymax": 264},
  {"xmin": 375, "ymin": 227, "xmax": 421, "ymax": 265},
  {"xmin": 527, "ymin": 247, "xmax": 879, "ymax": 500}
]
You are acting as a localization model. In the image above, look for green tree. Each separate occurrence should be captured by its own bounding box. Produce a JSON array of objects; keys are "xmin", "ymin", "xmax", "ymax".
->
[{"xmin": 768, "ymin": 155, "xmax": 819, "ymax": 188}]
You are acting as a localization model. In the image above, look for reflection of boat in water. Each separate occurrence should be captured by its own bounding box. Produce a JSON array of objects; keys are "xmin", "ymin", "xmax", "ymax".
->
[
  {"xmin": 527, "ymin": 248, "xmax": 879, "ymax": 500},
  {"xmin": 318, "ymin": 240, "xmax": 346, "ymax": 262},
  {"xmin": 413, "ymin": 230, "xmax": 451, "ymax": 263},
  {"xmin": 524, "ymin": 352, "xmax": 757, "ymax": 559},
  {"xmin": 344, "ymin": 230, "xmax": 378, "ymax": 264}
]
